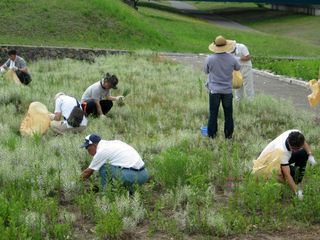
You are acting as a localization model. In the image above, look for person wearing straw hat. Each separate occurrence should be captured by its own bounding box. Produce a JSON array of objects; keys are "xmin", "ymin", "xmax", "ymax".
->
[
  {"xmin": 80, "ymin": 134, "xmax": 149, "ymax": 195},
  {"xmin": 228, "ymin": 41, "xmax": 254, "ymax": 101},
  {"xmin": 204, "ymin": 35, "xmax": 240, "ymax": 139}
]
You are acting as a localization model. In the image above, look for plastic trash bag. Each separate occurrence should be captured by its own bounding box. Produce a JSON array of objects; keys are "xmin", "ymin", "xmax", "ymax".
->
[
  {"xmin": 307, "ymin": 79, "xmax": 320, "ymax": 107},
  {"xmin": 20, "ymin": 102, "xmax": 51, "ymax": 136},
  {"xmin": 4, "ymin": 69, "xmax": 21, "ymax": 85},
  {"xmin": 252, "ymin": 149, "xmax": 284, "ymax": 178},
  {"xmin": 232, "ymin": 70, "xmax": 243, "ymax": 89}
]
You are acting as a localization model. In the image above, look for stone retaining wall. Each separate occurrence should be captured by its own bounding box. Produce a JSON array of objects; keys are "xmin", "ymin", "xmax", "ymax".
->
[{"xmin": 0, "ymin": 45, "xmax": 130, "ymax": 64}]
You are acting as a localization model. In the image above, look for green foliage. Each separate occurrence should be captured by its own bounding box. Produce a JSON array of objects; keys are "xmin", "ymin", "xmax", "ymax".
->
[
  {"xmin": 0, "ymin": 54, "xmax": 319, "ymax": 238},
  {"xmin": 254, "ymin": 57, "xmax": 320, "ymax": 80},
  {"xmin": 95, "ymin": 204, "xmax": 123, "ymax": 239}
]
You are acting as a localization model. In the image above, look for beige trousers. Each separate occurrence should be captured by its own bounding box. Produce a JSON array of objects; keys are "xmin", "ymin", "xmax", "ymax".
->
[{"xmin": 50, "ymin": 121, "xmax": 86, "ymax": 135}]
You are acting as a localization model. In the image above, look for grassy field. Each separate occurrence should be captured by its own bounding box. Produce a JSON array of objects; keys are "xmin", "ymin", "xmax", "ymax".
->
[
  {"xmin": 0, "ymin": 0, "xmax": 319, "ymax": 79},
  {"xmin": 188, "ymin": 1, "xmax": 259, "ymax": 10},
  {"xmin": 0, "ymin": 53, "xmax": 319, "ymax": 239}
]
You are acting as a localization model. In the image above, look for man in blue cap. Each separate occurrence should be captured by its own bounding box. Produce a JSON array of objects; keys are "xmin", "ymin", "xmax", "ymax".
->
[{"xmin": 80, "ymin": 134, "xmax": 149, "ymax": 195}]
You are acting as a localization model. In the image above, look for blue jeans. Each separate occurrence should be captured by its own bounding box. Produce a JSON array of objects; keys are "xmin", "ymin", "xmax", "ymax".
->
[
  {"xmin": 207, "ymin": 93, "xmax": 233, "ymax": 139},
  {"xmin": 99, "ymin": 164, "xmax": 149, "ymax": 193}
]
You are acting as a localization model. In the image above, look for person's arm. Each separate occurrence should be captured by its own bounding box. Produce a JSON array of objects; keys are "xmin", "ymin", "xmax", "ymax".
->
[
  {"xmin": 203, "ymin": 57, "xmax": 209, "ymax": 74},
  {"xmin": 53, "ymin": 112, "xmax": 62, "ymax": 121},
  {"xmin": 239, "ymin": 54, "xmax": 251, "ymax": 61},
  {"xmin": 281, "ymin": 165, "xmax": 297, "ymax": 193},
  {"xmin": 18, "ymin": 66, "xmax": 28, "ymax": 73},
  {"xmin": 303, "ymin": 141, "xmax": 312, "ymax": 156},
  {"xmin": 106, "ymin": 95, "xmax": 124, "ymax": 101},
  {"xmin": 94, "ymin": 99, "xmax": 104, "ymax": 116},
  {"xmin": 81, "ymin": 168, "xmax": 94, "ymax": 180}
]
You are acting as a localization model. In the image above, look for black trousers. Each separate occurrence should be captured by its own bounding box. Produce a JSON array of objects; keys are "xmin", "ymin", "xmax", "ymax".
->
[
  {"xmin": 82, "ymin": 99, "xmax": 113, "ymax": 117},
  {"xmin": 289, "ymin": 149, "xmax": 308, "ymax": 184},
  {"xmin": 16, "ymin": 70, "xmax": 32, "ymax": 85}
]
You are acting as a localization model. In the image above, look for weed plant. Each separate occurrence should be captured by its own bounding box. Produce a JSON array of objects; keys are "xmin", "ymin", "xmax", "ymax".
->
[{"xmin": 0, "ymin": 53, "xmax": 319, "ymax": 238}]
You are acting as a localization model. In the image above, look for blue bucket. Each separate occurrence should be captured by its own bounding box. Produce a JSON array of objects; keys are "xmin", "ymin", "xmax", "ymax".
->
[{"xmin": 201, "ymin": 126, "xmax": 208, "ymax": 136}]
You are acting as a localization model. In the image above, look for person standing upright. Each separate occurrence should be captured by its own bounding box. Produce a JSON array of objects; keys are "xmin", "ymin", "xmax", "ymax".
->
[
  {"xmin": 204, "ymin": 35, "xmax": 240, "ymax": 139},
  {"xmin": 229, "ymin": 41, "xmax": 254, "ymax": 101}
]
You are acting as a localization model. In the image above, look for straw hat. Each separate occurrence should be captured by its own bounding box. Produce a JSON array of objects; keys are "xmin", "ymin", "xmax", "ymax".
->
[{"xmin": 209, "ymin": 35, "xmax": 236, "ymax": 53}]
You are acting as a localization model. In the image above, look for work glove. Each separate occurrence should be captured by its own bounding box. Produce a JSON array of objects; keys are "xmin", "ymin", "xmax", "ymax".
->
[
  {"xmin": 116, "ymin": 96, "xmax": 125, "ymax": 101},
  {"xmin": 308, "ymin": 155, "xmax": 317, "ymax": 167},
  {"xmin": 12, "ymin": 66, "xmax": 18, "ymax": 71},
  {"xmin": 99, "ymin": 114, "xmax": 107, "ymax": 120},
  {"xmin": 49, "ymin": 113, "xmax": 55, "ymax": 121},
  {"xmin": 0, "ymin": 67, "xmax": 5, "ymax": 73},
  {"xmin": 296, "ymin": 190, "xmax": 303, "ymax": 200}
]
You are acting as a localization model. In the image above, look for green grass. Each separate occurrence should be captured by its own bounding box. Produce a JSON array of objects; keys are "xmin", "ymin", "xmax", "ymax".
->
[
  {"xmin": 188, "ymin": 1, "xmax": 259, "ymax": 10},
  {"xmin": 0, "ymin": 54, "xmax": 319, "ymax": 238}
]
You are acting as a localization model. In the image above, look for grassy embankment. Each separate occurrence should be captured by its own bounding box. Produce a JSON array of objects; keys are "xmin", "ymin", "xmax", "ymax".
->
[
  {"xmin": 0, "ymin": 0, "xmax": 319, "ymax": 79},
  {"xmin": 0, "ymin": 53, "xmax": 319, "ymax": 239}
]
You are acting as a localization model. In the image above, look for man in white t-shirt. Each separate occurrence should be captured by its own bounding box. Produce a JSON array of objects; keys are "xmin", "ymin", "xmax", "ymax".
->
[
  {"xmin": 80, "ymin": 134, "xmax": 149, "ymax": 195},
  {"xmin": 253, "ymin": 130, "xmax": 317, "ymax": 199},
  {"xmin": 81, "ymin": 73, "xmax": 124, "ymax": 119},
  {"xmin": 50, "ymin": 92, "xmax": 87, "ymax": 134},
  {"xmin": 229, "ymin": 42, "xmax": 254, "ymax": 101}
]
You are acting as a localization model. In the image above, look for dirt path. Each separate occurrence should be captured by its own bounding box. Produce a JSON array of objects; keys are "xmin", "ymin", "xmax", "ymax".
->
[{"xmin": 161, "ymin": 53, "xmax": 320, "ymax": 116}]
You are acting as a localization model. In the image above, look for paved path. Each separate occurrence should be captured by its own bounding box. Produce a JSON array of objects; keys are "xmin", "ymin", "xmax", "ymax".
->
[
  {"xmin": 161, "ymin": 53, "xmax": 320, "ymax": 115},
  {"xmin": 168, "ymin": 0, "xmax": 197, "ymax": 10},
  {"xmin": 168, "ymin": 1, "xmax": 257, "ymax": 31}
]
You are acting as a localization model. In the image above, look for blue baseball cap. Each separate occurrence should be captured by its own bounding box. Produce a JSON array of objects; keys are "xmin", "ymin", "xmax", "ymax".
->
[{"xmin": 80, "ymin": 134, "xmax": 101, "ymax": 148}]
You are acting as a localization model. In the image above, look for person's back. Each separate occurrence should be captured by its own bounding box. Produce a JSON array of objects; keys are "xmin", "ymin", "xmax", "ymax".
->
[
  {"xmin": 51, "ymin": 93, "xmax": 87, "ymax": 134},
  {"xmin": 204, "ymin": 53, "xmax": 239, "ymax": 94},
  {"xmin": 95, "ymin": 140, "xmax": 144, "ymax": 169},
  {"xmin": 81, "ymin": 81, "xmax": 109, "ymax": 102}
]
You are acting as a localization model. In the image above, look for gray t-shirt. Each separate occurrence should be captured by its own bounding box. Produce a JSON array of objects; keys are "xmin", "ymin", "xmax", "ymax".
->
[
  {"xmin": 81, "ymin": 81, "xmax": 110, "ymax": 103},
  {"xmin": 204, "ymin": 53, "xmax": 240, "ymax": 94},
  {"xmin": 4, "ymin": 55, "xmax": 27, "ymax": 69}
]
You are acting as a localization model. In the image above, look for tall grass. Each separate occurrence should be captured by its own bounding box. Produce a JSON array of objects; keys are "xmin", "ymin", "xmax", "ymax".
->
[{"xmin": 0, "ymin": 53, "xmax": 319, "ymax": 238}]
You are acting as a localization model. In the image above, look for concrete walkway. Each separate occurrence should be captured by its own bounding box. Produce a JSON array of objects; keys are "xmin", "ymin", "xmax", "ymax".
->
[
  {"xmin": 161, "ymin": 53, "xmax": 320, "ymax": 115},
  {"xmin": 168, "ymin": 1, "xmax": 257, "ymax": 31},
  {"xmin": 168, "ymin": 0, "xmax": 196, "ymax": 10}
]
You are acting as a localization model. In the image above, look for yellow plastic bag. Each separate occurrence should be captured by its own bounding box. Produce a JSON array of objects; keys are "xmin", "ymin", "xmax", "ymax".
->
[
  {"xmin": 20, "ymin": 102, "xmax": 51, "ymax": 136},
  {"xmin": 4, "ymin": 69, "xmax": 21, "ymax": 85},
  {"xmin": 232, "ymin": 70, "xmax": 243, "ymax": 89},
  {"xmin": 307, "ymin": 79, "xmax": 320, "ymax": 107},
  {"xmin": 252, "ymin": 149, "xmax": 284, "ymax": 179}
]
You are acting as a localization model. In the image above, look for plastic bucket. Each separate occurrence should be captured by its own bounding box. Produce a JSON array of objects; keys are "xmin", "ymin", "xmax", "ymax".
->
[{"xmin": 201, "ymin": 126, "xmax": 208, "ymax": 136}]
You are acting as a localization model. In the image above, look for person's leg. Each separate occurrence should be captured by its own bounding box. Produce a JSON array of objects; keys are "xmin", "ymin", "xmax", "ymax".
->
[
  {"xmin": 99, "ymin": 164, "xmax": 109, "ymax": 191},
  {"xmin": 221, "ymin": 93, "xmax": 234, "ymax": 139},
  {"xmin": 50, "ymin": 121, "xmax": 68, "ymax": 135},
  {"xmin": 100, "ymin": 100, "xmax": 113, "ymax": 115},
  {"xmin": 121, "ymin": 168, "xmax": 149, "ymax": 196},
  {"xmin": 234, "ymin": 86, "xmax": 244, "ymax": 102},
  {"xmin": 289, "ymin": 149, "xmax": 308, "ymax": 184},
  {"xmin": 207, "ymin": 93, "xmax": 221, "ymax": 138},
  {"xmin": 16, "ymin": 70, "xmax": 32, "ymax": 85},
  {"xmin": 242, "ymin": 66, "xmax": 254, "ymax": 100},
  {"xmin": 82, "ymin": 99, "xmax": 97, "ymax": 117}
]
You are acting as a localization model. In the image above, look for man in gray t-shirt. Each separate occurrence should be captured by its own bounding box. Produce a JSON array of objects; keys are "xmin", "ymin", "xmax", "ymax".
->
[
  {"xmin": 81, "ymin": 73, "xmax": 124, "ymax": 118},
  {"xmin": 204, "ymin": 36, "xmax": 240, "ymax": 139},
  {"xmin": 0, "ymin": 49, "xmax": 32, "ymax": 85}
]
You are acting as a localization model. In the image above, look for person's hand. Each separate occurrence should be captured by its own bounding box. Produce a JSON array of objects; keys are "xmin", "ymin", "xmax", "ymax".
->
[
  {"xmin": 12, "ymin": 66, "xmax": 18, "ymax": 71},
  {"xmin": 49, "ymin": 113, "xmax": 55, "ymax": 120},
  {"xmin": 308, "ymin": 155, "xmax": 317, "ymax": 167},
  {"xmin": 296, "ymin": 190, "xmax": 303, "ymax": 200},
  {"xmin": 99, "ymin": 114, "xmax": 107, "ymax": 120},
  {"xmin": 116, "ymin": 96, "xmax": 125, "ymax": 101},
  {"xmin": 0, "ymin": 67, "xmax": 5, "ymax": 73}
]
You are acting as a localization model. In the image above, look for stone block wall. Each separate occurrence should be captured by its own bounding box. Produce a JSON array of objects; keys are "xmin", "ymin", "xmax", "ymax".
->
[{"xmin": 0, "ymin": 45, "xmax": 130, "ymax": 64}]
